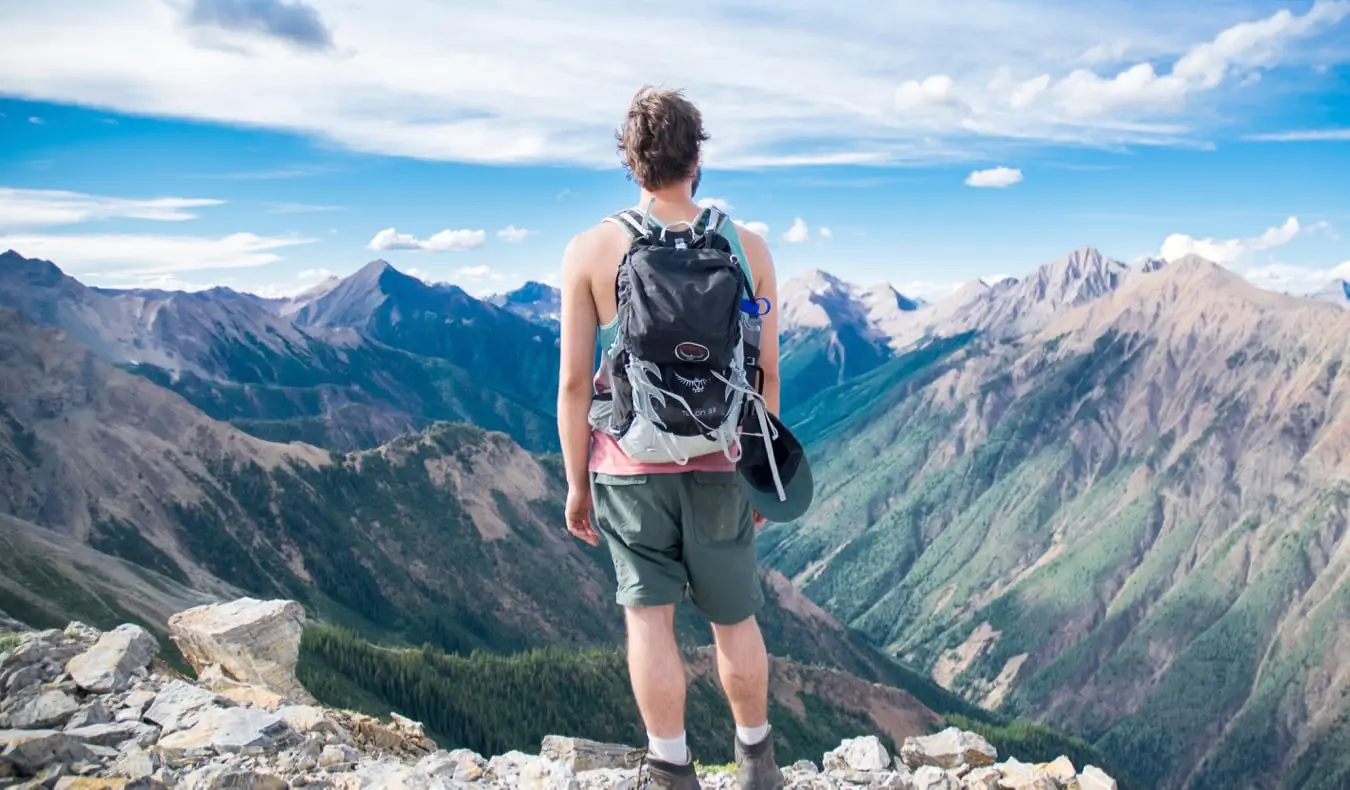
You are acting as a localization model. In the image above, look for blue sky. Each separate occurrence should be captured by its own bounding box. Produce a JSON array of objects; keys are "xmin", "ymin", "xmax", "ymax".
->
[{"xmin": 1, "ymin": 0, "xmax": 1348, "ymax": 301}]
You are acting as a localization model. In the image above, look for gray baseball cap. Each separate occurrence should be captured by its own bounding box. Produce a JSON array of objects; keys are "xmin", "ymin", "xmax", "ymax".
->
[{"xmin": 737, "ymin": 410, "xmax": 814, "ymax": 523}]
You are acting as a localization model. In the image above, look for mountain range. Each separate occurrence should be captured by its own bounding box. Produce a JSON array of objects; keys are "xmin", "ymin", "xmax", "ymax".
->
[
  {"xmin": 7, "ymin": 240, "xmax": 1350, "ymax": 788},
  {"xmin": 763, "ymin": 255, "xmax": 1350, "ymax": 790}
]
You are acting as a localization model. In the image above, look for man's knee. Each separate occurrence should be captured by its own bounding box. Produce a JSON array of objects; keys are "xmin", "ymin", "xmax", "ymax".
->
[{"xmin": 625, "ymin": 603, "xmax": 677, "ymax": 633}]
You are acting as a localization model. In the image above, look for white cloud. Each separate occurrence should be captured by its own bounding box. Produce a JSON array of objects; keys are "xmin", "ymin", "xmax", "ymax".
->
[
  {"xmin": 894, "ymin": 75, "xmax": 961, "ymax": 111},
  {"xmin": 697, "ymin": 197, "xmax": 733, "ymax": 212},
  {"xmin": 497, "ymin": 225, "xmax": 533, "ymax": 243},
  {"xmin": 2, "ymin": 1, "xmax": 1345, "ymax": 167},
  {"xmin": 736, "ymin": 221, "xmax": 769, "ymax": 239},
  {"xmin": 1048, "ymin": 1, "xmax": 1350, "ymax": 118},
  {"xmin": 297, "ymin": 267, "xmax": 333, "ymax": 279},
  {"xmin": 455, "ymin": 265, "xmax": 492, "ymax": 278},
  {"xmin": 1078, "ymin": 40, "xmax": 1131, "ymax": 66},
  {"xmin": 899, "ymin": 280, "xmax": 964, "ymax": 302},
  {"xmin": 0, "ymin": 186, "xmax": 223, "ymax": 229},
  {"xmin": 1243, "ymin": 261, "xmax": 1350, "ymax": 295},
  {"xmin": 367, "ymin": 227, "xmax": 485, "ymax": 252},
  {"xmin": 965, "ymin": 166, "xmax": 1023, "ymax": 188},
  {"xmin": 0, "ymin": 231, "xmax": 316, "ymax": 279},
  {"xmin": 1244, "ymin": 128, "xmax": 1350, "ymax": 142},
  {"xmin": 1160, "ymin": 216, "xmax": 1333, "ymax": 266},
  {"xmin": 819, "ymin": 227, "xmax": 833, "ymax": 239},
  {"xmin": 784, "ymin": 218, "xmax": 810, "ymax": 244},
  {"xmin": 27, "ymin": 117, "xmax": 44, "ymax": 125}
]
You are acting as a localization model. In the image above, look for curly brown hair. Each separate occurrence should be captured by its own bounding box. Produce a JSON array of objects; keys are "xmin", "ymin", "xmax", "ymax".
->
[{"xmin": 615, "ymin": 85, "xmax": 709, "ymax": 191}]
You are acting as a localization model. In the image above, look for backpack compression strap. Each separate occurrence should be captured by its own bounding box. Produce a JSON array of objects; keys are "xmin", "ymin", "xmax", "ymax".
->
[{"xmin": 603, "ymin": 208, "xmax": 651, "ymax": 242}]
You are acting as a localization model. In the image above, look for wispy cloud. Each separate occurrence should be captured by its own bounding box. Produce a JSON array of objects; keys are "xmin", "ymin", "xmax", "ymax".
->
[
  {"xmin": 27, "ymin": 117, "xmax": 44, "ymax": 125},
  {"xmin": 497, "ymin": 225, "xmax": 533, "ymax": 243},
  {"xmin": 0, "ymin": 186, "xmax": 223, "ymax": 230},
  {"xmin": 367, "ymin": 227, "xmax": 486, "ymax": 252},
  {"xmin": 264, "ymin": 201, "xmax": 342, "ymax": 214},
  {"xmin": 964, "ymin": 166, "xmax": 1023, "ymax": 188},
  {"xmin": 1243, "ymin": 128, "xmax": 1350, "ymax": 142},
  {"xmin": 0, "ymin": 231, "xmax": 316, "ymax": 278},
  {"xmin": 3, "ymin": 1, "xmax": 1346, "ymax": 167},
  {"xmin": 209, "ymin": 165, "xmax": 340, "ymax": 180},
  {"xmin": 1160, "ymin": 216, "xmax": 1334, "ymax": 266},
  {"xmin": 1244, "ymin": 261, "xmax": 1350, "ymax": 295}
]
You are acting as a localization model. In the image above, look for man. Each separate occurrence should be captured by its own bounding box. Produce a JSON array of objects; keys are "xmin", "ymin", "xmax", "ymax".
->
[{"xmin": 556, "ymin": 85, "xmax": 783, "ymax": 790}]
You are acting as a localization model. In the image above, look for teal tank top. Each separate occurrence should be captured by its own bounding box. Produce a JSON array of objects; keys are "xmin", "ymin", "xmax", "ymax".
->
[{"xmin": 596, "ymin": 213, "xmax": 754, "ymax": 353}]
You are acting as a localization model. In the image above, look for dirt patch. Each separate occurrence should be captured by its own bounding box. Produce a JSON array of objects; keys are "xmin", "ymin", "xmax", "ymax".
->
[{"xmin": 933, "ymin": 622, "xmax": 999, "ymax": 689}]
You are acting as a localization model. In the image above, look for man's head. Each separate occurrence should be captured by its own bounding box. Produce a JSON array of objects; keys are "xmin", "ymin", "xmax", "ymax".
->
[{"xmin": 615, "ymin": 86, "xmax": 708, "ymax": 194}]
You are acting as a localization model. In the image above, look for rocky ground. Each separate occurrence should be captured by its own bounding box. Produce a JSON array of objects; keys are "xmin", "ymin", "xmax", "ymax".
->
[{"xmin": 0, "ymin": 598, "xmax": 1119, "ymax": 789}]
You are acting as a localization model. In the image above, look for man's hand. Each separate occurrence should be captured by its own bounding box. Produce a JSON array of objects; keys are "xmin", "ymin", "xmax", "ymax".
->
[
  {"xmin": 566, "ymin": 485, "xmax": 600, "ymax": 546},
  {"xmin": 754, "ymin": 510, "xmax": 767, "ymax": 529}
]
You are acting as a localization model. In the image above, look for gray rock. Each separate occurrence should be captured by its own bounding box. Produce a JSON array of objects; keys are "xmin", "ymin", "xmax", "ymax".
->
[
  {"xmin": 144, "ymin": 681, "xmax": 222, "ymax": 734},
  {"xmin": 319, "ymin": 744, "xmax": 358, "ymax": 770},
  {"xmin": 167, "ymin": 599, "xmax": 316, "ymax": 706},
  {"xmin": 962, "ymin": 766, "xmax": 1002, "ymax": 789},
  {"xmin": 900, "ymin": 728, "xmax": 997, "ymax": 771},
  {"xmin": 65, "ymin": 700, "xmax": 112, "ymax": 730},
  {"xmin": 824, "ymin": 735, "xmax": 891, "ymax": 773},
  {"xmin": 65, "ymin": 625, "xmax": 158, "ymax": 694},
  {"xmin": 3, "ymin": 664, "xmax": 44, "ymax": 693},
  {"xmin": 7, "ymin": 689, "xmax": 81, "ymax": 729},
  {"xmin": 179, "ymin": 765, "xmax": 289, "ymax": 790},
  {"xmin": 912, "ymin": 765, "xmax": 959, "ymax": 790},
  {"xmin": 157, "ymin": 707, "xmax": 295, "ymax": 759},
  {"xmin": 0, "ymin": 729, "xmax": 92, "ymax": 775},
  {"xmin": 540, "ymin": 735, "xmax": 642, "ymax": 773},
  {"xmin": 1078, "ymin": 765, "xmax": 1117, "ymax": 790},
  {"xmin": 65, "ymin": 722, "xmax": 158, "ymax": 749}
]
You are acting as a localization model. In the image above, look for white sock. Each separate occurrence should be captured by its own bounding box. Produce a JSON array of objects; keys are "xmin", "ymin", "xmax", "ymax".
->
[
  {"xmin": 736, "ymin": 722, "xmax": 771, "ymax": 746},
  {"xmin": 647, "ymin": 732, "xmax": 690, "ymax": 765}
]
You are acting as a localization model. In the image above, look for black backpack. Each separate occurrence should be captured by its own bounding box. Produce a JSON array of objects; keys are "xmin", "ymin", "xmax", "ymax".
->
[{"xmin": 590, "ymin": 204, "xmax": 766, "ymax": 464}]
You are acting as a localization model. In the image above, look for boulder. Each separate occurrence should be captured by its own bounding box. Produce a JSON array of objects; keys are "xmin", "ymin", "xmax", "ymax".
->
[
  {"xmin": 6, "ymin": 689, "xmax": 81, "ymax": 729},
  {"xmin": 65, "ymin": 626, "xmax": 158, "ymax": 694},
  {"xmin": 824, "ymin": 735, "xmax": 891, "ymax": 773},
  {"xmin": 0, "ymin": 729, "xmax": 91, "ymax": 775},
  {"xmin": 963, "ymin": 766, "xmax": 1002, "ymax": 789},
  {"xmin": 912, "ymin": 764, "xmax": 959, "ymax": 789},
  {"xmin": 901, "ymin": 727, "xmax": 997, "ymax": 771},
  {"xmin": 143, "ymin": 681, "xmax": 222, "ymax": 735},
  {"xmin": 1078, "ymin": 765, "xmax": 1117, "ymax": 790},
  {"xmin": 64, "ymin": 723, "xmax": 158, "ymax": 750},
  {"xmin": 540, "ymin": 735, "xmax": 643, "ymax": 772},
  {"xmin": 166, "ymin": 599, "xmax": 315, "ymax": 705},
  {"xmin": 65, "ymin": 701, "xmax": 112, "ymax": 730}
]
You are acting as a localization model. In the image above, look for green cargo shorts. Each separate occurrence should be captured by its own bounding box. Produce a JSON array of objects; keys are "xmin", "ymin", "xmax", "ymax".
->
[{"xmin": 589, "ymin": 469, "xmax": 764, "ymax": 625}]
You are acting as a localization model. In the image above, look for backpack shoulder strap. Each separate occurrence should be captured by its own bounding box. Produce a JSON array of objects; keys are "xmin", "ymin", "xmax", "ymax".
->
[
  {"xmin": 692, "ymin": 206, "xmax": 729, "ymax": 239},
  {"xmin": 603, "ymin": 208, "xmax": 651, "ymax": 242}
]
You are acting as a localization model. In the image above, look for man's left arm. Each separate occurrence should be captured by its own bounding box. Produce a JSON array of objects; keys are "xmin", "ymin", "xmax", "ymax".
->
[{"xmin": 557, "ymin": 231, "xmax": 601, "ymax": 546}]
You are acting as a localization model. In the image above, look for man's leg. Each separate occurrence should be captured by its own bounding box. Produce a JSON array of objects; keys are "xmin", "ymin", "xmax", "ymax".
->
[
  {"xmin": 711, "ymin": 615, "xmax": 770, "ymax": 742},
  {"xmin": 625, "ymin": 604, "xmax": 690, "ymax": 763}
]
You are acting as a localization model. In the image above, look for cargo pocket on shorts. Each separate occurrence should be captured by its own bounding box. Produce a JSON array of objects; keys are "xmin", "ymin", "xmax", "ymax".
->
[{"xmin": 688, "ymin": 470, "xmax": 751, "ymax": 548}]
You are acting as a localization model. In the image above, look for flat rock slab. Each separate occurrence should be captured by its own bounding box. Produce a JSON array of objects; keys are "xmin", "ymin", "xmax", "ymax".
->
[
  {"xmin": 824, "ymin": 735, "xmax": 891, "ymax": 773},
  {"xmin": 65, "ymin": 625, "xmax": 158, "ymax": 694},
  {"xmin": 144, "ymin": 681, "xmax": 222, "ymax": 734},
  {"xmin": 540, "ymin": 735, "xmax": 643, "ymax": 772},
  {"xmin": 156, "ymin": 707, "xmax": 294, "ymax": 758}
]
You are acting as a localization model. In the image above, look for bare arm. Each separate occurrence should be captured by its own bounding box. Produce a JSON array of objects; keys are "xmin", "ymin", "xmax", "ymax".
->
[
  {"xmin": 557, "ymin": 231, "xmax": 601, "ymax": 544},
  {"xmin": 739, "ymin": 227, "xmax": 781, "ymax": 417}
]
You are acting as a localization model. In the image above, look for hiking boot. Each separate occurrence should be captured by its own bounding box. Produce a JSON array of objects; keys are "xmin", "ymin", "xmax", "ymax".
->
[
  {"xmin": 735, "ymin": 735, "xmax": 784, "ymax": 789},
  {"xmin": 637, "ymin": 752, "xmax": 701, "ymax": 789}
]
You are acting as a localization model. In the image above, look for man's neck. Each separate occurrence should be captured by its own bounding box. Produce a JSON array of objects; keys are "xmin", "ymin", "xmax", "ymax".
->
[{"xmin": 637, "ymin": 186, "xmax": 699, "ymax": 225}]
